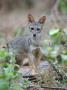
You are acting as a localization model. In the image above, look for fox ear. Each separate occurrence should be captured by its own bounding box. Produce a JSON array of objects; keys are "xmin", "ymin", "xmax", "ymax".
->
[
  {"xmin": 39, "ymin": 16, "xmax": 46, "ymax": 24},
  {"xmin": 28, "ymin": 14, "xmax": 35, "ymax": 23}
]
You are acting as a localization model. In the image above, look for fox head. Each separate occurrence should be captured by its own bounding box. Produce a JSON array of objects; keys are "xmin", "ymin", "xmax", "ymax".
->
[{"xmin": 28, "ymin": 14, "xmax": 46, "ymax": 45}]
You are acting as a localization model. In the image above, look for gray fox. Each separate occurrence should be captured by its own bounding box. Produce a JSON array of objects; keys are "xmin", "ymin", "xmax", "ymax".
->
[{"xmin": 8, "ymin": 14, "xmax": 46, "ymax": 74}]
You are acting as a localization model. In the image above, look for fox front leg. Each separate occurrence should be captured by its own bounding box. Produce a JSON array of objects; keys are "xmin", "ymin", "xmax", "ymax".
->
[{"xmin": 28, "ymin": 53, "xmax": 38, "ymax": 75}]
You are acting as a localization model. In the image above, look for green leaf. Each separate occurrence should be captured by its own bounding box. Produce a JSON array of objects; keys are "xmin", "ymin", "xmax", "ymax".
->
[
  {"xmin": 0, "ymin": 49, "xmax": 8, "ymax": 58},
  {"xmin": 0, "ymin": 79, "xmax": 9, "ymax": 90},
  {"xmin": 62, "ymin": 50, "xmax": 67, "ymax": 55},
  {"xmin": 0, "ymin": 75, "xmax": 6, "ymax": 79},
  {"xmin": 58, "ymin": 0, "xmax": 67, "ymax": 12},
  {"xmin": 61, "ymin": 55, "xmax": 67, "ymax": 60},
  {"xmin": 49, "ymin": 28, "xmax": 60, "ymax": 36}
]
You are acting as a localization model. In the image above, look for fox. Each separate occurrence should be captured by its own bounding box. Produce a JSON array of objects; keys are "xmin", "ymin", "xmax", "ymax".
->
[{"xmin": 8, "ymin": 14, "xmax": 46, "ymax": 74}]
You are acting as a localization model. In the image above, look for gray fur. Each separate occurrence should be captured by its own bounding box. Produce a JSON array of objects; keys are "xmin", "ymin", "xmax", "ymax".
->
[
  {"xmin": 8, "ymin": 21, "xmax": 43, "ymax": 55},
  {"xmin": 8, "ymin": 19, "xmax": 44, "ymax": 71}
]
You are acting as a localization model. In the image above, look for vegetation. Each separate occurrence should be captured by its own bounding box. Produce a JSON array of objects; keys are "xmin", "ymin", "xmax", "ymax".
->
[
  {"xmin": 43, "ymin": 28, "xmax": 67, "ymax": 87},
  {"xmin": 0, "ymin": 48, "xmax": 30, "ymax": 90},
  {"xmin": 58, "ymin": 0, "xmax": 67, "ymax": 13}
]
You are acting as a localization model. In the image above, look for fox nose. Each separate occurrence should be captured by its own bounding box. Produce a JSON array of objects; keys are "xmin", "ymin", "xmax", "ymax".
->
[{"xmin": 33, "ymin": 34, "xmax": 36, "ymax": 37}]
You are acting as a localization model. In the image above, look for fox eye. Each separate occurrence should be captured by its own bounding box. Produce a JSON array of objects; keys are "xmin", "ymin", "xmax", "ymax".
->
[
  {"xmin": 31, "ymin": 27, "xmax": 34, "ymax": 30},
  {"xmin": 37, "ymin": 28, "xmax": 40, "ymax": 31}
]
